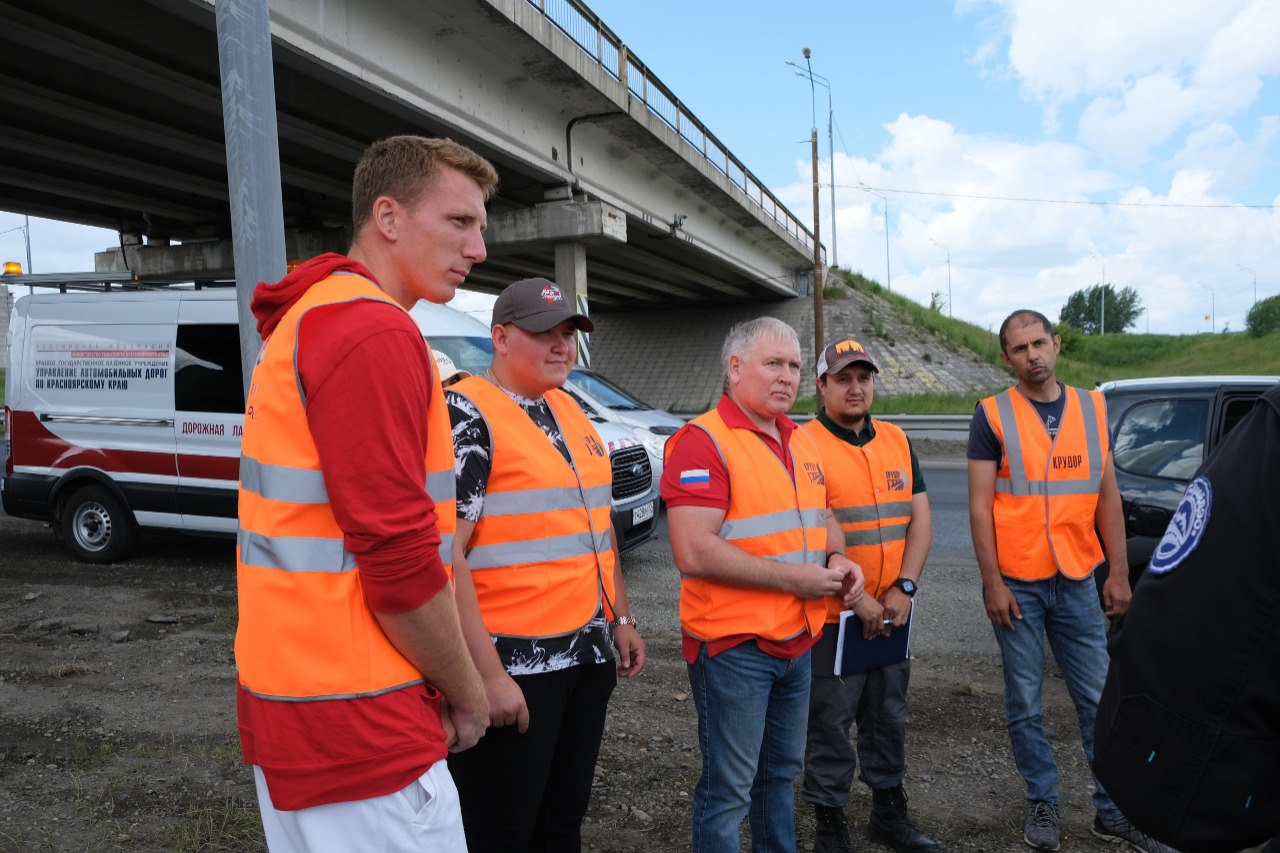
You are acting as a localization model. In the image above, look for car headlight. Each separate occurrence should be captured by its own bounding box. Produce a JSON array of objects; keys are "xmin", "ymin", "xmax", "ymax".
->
[{"xmin": 639, "ymin": 431, "xmax": 668, "ymax": 462}]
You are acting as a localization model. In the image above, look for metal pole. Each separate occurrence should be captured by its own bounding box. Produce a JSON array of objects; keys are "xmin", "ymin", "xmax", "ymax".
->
[
  {"xmin": 810, "ymin": 127, "xmax": 824, "ymax": 357},
  {"xmin": 1239, "ymin": 264, "xmax": 1256, "ymax": 306},
  {"xmin": 1091, "ymin": 252, "xmax": 1106, "ymax": 336},
  {"xmin": 23, "ymin": 215, "xmax": 33, "ymax": 272},
  {"xmin": 1101, "ymin": 258, "xmax": 1106, "ymax": 336},
  {"xmin": 803, "ymin": 49, "xmax": 823, "ymax": 358},
  {"xmin": 931, "ymin": 238, "xmax": 950, "ymax": 317},
  {"xmin": 827, "ymin": 88, "xmax": 836, "ymax": 269},
  {"xmin": 217, "ymin": 0, "xmax": 288, "ymax": 397},
  {"xmin": 946, "ymin": 249, "xmax": 952, "ymax": 318},
  {"xmin": 883, "ymin": 199, "xmax": 890, "ymax": 293}
]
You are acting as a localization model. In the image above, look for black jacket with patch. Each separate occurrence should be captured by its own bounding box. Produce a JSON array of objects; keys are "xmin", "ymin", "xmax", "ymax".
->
[{"xmin": 1094, "ymin": 385, "xmax": 1280, "ymax": 852}]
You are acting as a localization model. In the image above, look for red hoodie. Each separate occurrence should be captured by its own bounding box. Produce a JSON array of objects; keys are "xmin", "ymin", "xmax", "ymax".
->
[{"xmin": 239, "ymin": 253, "xmax": 451, "ymax": 810}]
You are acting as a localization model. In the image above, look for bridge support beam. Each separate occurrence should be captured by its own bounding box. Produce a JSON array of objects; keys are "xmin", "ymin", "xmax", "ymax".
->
[
  {"xmin": 93, "ymin": 228, "xmax": 349, "ymax": 279},
  {"xmin": 484, "ymin": 198, "xmax": 627, "ymax": 255},
  {"xmin": 555, "ymin": 240, "xmax": 591, "ymax": 366}
]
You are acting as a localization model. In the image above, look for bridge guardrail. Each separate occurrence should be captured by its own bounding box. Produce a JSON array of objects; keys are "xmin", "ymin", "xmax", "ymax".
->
[{"xmin": 524, "ymin": 0, "xmax": 822, "ymax": 261}]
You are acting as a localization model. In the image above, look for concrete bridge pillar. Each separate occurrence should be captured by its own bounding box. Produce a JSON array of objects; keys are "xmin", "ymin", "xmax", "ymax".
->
[{"xmin": 555, "ymin": 240, "xmax": 590, "ymax": 366}]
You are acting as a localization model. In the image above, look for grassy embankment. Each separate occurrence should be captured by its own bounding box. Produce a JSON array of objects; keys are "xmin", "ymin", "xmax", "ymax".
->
[{"xmin": 796, "ymin": 270, "xmax": 1280, "ymax": 415}]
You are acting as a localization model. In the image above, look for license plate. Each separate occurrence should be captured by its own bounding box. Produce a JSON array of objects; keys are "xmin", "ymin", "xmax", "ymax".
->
[{"xmin": 632, "ymin": 501, "xmax": 655, "ymax": 525}]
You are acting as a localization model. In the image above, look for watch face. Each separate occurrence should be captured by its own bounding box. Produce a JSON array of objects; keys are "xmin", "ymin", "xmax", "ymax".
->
[{"xmin": 898, "ymin": 579, "xmax": 917, "ymax": 595}]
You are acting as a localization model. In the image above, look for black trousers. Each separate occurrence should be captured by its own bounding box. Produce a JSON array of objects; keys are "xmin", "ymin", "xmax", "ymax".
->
[{"xmin": 449, "ymin": 661, "xmax": 617, "ymax": 853}]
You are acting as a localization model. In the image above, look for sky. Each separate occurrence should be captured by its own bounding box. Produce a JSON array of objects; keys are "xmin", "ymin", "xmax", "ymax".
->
[{"xmin": 4, "ymin": 0, "xmax": 1279, "ymax": 334}]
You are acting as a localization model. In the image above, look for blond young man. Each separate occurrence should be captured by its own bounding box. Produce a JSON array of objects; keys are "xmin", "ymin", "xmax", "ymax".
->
[{"xmin": 236, "ymin": 136, "xmax": 494, "ymax": 851}]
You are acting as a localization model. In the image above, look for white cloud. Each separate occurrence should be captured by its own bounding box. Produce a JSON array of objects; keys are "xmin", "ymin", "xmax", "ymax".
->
[
  {"xmin": 976, "ymin": 0, "xmax": 1280, "ymax": 162},
  {"xmin": 773, "ymin": 114, "xmax": 1280, "ymax": 335},
  {"xmin": 1170, "ymin": 117, "xmax": 1280, "ymax": 193}
]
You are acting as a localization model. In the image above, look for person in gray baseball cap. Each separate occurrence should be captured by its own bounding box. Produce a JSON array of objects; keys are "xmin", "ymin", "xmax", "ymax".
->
[
  {"xmin": 491, "ymin": 277, "xmax": 595, "ymax": 333},
  {"xmin": 444, "ymin": 276, "xmax": 644, "ymax": 850}
]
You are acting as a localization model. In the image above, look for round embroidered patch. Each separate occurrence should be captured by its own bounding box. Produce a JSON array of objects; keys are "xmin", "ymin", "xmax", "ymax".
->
[{"xmin": 1148, "ymin": 476, "xmax": 1213, "ymax": 575}]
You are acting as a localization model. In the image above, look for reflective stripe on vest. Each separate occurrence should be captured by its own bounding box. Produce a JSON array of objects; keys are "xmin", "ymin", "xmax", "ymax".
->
[
  {"xmin": 993, "ymin": 388, "xmax": 1104, "ymax": 497},
  {"xmin": 670, "ymin": 409, "xmax": 829, "ymax": 643},
  {"xmin": 235, "ymin": 273, "xmax": 452, "ymax": 703},
  {"xmin": 802, "ymin": 418, "xmax": 914, "ymax": 619},
  {"xmin": 451, "ymin": 378, "xmax": 617, "ymax": 639},
  {"xmin": 981, "ymin": 385, "xmax": 1109, "ymax": 581}
]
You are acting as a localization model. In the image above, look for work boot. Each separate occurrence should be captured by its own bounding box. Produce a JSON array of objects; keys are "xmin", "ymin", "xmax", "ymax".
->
[
  {"xmin": 814, "ymin": 804, "xmax": 856, "ymax": 853},
  {"xmin": 868, "ymin": 785, "xmax": 943, "ymax": 852}
]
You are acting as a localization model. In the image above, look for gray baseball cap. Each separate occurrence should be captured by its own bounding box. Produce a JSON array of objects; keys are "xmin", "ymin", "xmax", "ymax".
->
[{"xmin": 491, "ymin": 278, "xmax": 595, "ymax": 333}]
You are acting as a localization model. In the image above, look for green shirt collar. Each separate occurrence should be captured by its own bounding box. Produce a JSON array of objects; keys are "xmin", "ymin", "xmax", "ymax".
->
[{"xmin": 816, "ymin": 407, "xmax": 876, "ymax": 447}]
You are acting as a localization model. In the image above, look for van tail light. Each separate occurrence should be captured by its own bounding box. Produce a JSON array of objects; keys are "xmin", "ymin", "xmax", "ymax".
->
[{"xmin": 3, "ymin": 406, "xmax": 12, "ymax": 477}]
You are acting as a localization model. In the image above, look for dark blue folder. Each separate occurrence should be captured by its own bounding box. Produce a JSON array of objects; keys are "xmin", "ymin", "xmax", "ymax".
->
[{"xmin": 833, "ymin": 603, "xmax": 913, "ymax": 676}]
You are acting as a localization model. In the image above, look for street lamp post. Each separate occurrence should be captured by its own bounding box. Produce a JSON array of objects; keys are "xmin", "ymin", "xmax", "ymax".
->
[
  {"xmin": 861, "ymin": 185, "xmax": 891, "ymax": 292},
  {"xmin": 1090, "ymin": 252, "xmax": 1106, "ymax": 336},
  {"xmin": 1199, "ymin": 281, "xmax": 1216, "ymax": 333},
  {"xmin": 930, "ymin": 238, "xmax": 951, "ymax": 317},
  {"xmin": 1239, "ymin": 264, "xmax": 1256, "ymax": 307}
]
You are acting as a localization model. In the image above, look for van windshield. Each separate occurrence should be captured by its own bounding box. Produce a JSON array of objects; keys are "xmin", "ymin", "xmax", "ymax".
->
[
  {"xmin": 426, "ymin": 336, "xmax": 493, "ymax": 378},
  {"xmin": 569, "ymin": 369, "xmax": 651, "ymax": 411}
]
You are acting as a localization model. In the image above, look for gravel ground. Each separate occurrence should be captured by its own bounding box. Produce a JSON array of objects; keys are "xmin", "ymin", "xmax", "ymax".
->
[{"xmin": 0, "ymin": 451, "xmax": 1184, "ymax": 851}]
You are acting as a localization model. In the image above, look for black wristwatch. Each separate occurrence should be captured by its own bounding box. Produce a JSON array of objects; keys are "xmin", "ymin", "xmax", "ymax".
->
[{"xmin": 892, "ymin": 578, "xmax": 918, "ymax": 597}]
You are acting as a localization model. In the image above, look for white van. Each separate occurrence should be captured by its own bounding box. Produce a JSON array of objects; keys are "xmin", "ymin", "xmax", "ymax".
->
[{"xmin": 3, "ymin": 278, "xmax": 658, "ymax": 562}]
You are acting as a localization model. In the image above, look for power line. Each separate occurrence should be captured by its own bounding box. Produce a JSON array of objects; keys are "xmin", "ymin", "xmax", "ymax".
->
[{"xmin": 832, "ymin": 183, "xmax": 1277, "ymax": 209}]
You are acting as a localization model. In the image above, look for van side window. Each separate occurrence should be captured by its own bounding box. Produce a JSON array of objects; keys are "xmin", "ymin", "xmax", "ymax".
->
[
  {"xmin": 1113, "ymin": 399, "xmax": 1208, "ymax": 481},
  {"xmin": 175, "ymin": 325, "xmax": 244, "ymax": 414}
]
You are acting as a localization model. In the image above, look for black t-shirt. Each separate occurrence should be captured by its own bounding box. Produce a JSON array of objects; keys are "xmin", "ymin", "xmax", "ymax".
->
[{"xmin": 967, "ymin": 384, "xmax": 1068, "ymax": 464}]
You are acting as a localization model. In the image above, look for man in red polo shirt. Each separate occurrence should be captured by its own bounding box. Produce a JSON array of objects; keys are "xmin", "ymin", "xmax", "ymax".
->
[{"xmin": 663, "ymin": 316, "xmax": 864, "ymax": 853}]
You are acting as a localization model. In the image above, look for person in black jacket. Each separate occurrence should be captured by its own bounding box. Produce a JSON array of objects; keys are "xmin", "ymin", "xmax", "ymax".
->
[{"xmin": 1094, "ymin": 384, "xmax": 1280, "ymax": 853}]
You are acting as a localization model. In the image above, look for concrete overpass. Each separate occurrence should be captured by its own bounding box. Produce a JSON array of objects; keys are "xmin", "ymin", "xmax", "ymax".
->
[{"xmin": 0, "ymin": 0, "xmax": 822, "ymax": 311}]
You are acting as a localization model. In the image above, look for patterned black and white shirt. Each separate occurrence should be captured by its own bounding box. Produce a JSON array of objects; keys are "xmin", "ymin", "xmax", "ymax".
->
[{"xmin": 446, "ymin": 385, "xmax": 614, "ymax": 676}]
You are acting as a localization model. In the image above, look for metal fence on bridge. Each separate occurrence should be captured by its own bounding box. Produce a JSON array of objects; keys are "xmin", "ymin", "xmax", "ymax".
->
[{"xmin": 525, "ymin": 0, "xmax": 822, "ymax": 259}]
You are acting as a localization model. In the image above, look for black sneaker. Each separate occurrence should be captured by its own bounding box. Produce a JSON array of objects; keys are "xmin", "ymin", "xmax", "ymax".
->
[
  {"xmin": 1092, "ymin": 815, "xmax": 1179, "ymax": 852},
  {"xmin": 1023, "ymin": 800, "xmax": 1060, "ymax": 851}
]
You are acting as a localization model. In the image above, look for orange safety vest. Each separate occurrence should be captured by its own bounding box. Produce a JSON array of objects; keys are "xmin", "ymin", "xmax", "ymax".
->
[
  {"xmin": 668, "ymin": 409, "xmax": 829, "ymax": 642},
  {"xmin": 235, "ymin": 272, "xmax": 457, "ymax": 702},
  {"xmin": 980, "ymin": 385, "xmax": 1109, "ymax": 581},
  {"xmin": 449, "ymin": 377, "xmax": 617, "ymax": 638},
  {"xmin": 802, "ymin": 418, "xmax": 913, "ymax": 622}
]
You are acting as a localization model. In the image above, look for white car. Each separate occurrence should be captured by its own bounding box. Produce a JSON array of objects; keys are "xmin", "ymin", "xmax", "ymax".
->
[
  {"xmin": 407, "ymin": 305, "xmax": 660, "ymax": 553},
  {"xmin": 562, "ymin": 367, "xmax": 685, "ymax": 478}
]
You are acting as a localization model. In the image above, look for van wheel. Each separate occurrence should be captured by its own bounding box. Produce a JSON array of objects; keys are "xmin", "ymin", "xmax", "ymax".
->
[{"xmin": 61, "ymin": 485, "xmax": 136, "ymax": 563}]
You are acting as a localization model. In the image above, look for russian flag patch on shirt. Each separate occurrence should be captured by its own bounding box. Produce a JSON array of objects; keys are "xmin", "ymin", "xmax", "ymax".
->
[{"xmin": 679, "ymin": 468, "xmax": 711, "ymax": 489}]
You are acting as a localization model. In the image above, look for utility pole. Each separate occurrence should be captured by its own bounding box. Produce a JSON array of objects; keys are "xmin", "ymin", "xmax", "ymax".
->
[
  {"xmin": 786, "ymin": 58, "xmax": 836, "ymax": 271},
  {"xmin": 1239, "ymin": 264, "xmax": 1256, "ymax": 307},
  {"xmin": 803, "ymin": 47, "xmax": 823, "ymax": 359}
]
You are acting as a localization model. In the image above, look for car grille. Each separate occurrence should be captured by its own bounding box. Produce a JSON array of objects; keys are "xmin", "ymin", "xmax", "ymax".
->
[{"xmin": 610, "ymin": 445, "xmax": 652, "ymax": 501}]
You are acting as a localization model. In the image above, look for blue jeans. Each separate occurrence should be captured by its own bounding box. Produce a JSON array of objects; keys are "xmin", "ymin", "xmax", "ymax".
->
[
  {"xmin": 993, "ymin": 575, "xmax": 1122, "ymax": 819},
  {"xmin": 688, "ymin": 641, "xmax": 811, "ymax": 853}
]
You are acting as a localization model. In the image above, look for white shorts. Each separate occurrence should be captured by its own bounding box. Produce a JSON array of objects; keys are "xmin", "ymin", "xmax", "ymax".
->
[{"xmin": 252, "ymin": 759, "xmax": 466, "ymax": 852}]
